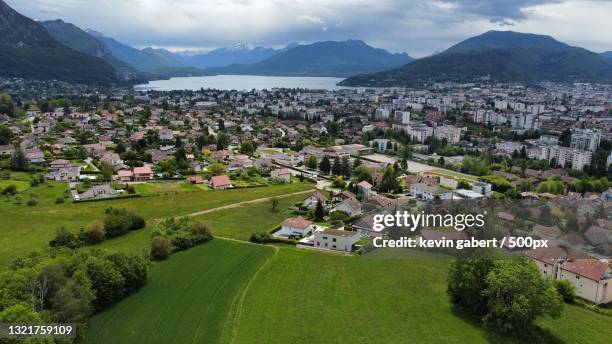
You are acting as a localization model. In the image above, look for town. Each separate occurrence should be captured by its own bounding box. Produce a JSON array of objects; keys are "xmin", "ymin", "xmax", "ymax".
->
[{"xmin": 1, "ymin": 80, "xmax": 611, "ymax": 341}]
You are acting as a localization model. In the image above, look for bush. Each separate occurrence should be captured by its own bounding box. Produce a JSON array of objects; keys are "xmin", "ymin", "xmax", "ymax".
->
[
  {"xmin": 150, "ymin": 236, "xmax": 171, "ymax": 261},
  {"xmin": 250, "ymin": 231, "xmax": 272, "ymax": 243},
  {"xmin": 79, "ymin": 222, "xmax": 106, "ymax": 245},
  {"xmin": 103, "ymin": 208, "xmax": 146, "ymax": 238},
  {"xmin": 55, "ymin": 197, "xmax": 65, "ymax": 204},
  {"xmin": 26, "ymin": 198, "xmax": 38, "ymax": 206},
  {"xmin": 555, "ymin": 280, "xmax": 576, "ymax": 303},
  {"xmin": 49, "ymin": 227, "xmax": 81, "ymax": 249},
  {"xmin": 1, "ymin": 184, "xmax": 17, "ymax": 195}
]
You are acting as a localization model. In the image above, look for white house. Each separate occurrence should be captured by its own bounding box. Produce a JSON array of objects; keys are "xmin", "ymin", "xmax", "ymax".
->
[
  {"xmin": 314, "ymin": 227, "xmax": 360, "ymax": 252},
  {"xmin": 472, "ymin": 181, "xmax": 492, "ymax": 197},
  {"xmin": 357, "ymin": 181, "xmax": 373, "ymax": 198},
  {"xmin": 557, "ymin": 259, "xmax": 612, "ymax": 304},
  {"xmin": 410, "ymin": 183, "xmax": 453, "ymax": 201},
  {"xmin": 334, "ymin": 198, "xmax": 362, "ymax": 216},
  {"xmin": 277, "ymin": 217, "xmax": 314, "ymax": 238},
  {"xmin": 303, "ymin": 191, "xmax": 328, "ymax": 209},
  {"xmin": 271, "ymin": 168, "xmax": 292, "ymax": 183}
]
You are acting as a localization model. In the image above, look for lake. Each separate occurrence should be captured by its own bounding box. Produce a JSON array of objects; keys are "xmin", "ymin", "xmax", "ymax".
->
[{"xmin": 134, "ymin": 75, "xmax": 348, "ymax": 91}]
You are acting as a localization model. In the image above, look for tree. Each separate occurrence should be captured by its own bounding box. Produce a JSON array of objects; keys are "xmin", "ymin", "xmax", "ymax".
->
[
  {"xmin": 79, "ymin": 222, "xmax": 106, "ymax": 245},
  {"xmin": 208, "ymin": 163, "xmax": 226, "ymax": 176},
  {"xmin": 483, "ymin": 259, "xmax": 562, "ymax": 333},
  {"xmin": 216, "ymin": 133, "xmax": 229, "ymax": 150},
  {"xmin": 379, "ymin": 166, "xmax": 401, "ymax": 193},
  {"xmin": 100, "ymin": 162, "xmax": 114, "ymax": 182},
  {"xmin": 270, "ymin": 197, "xmax": 279, "ymax": 212},
  {"xmin": 240, "ymin": 140, "xmax": 256, "ymax": 155},
  {"xmin": 342, "ymin": 156, "xmax": 352, "ymax": 178},
  {"xmin": 319, "ymin": 156, "xmax": 331, "ymax": 175},
  {"xmin": 85, "ymin": 256, "xmax": 125, "ymax": 310},
  {"xmin": 314, "ymin": 200, "xmax": 325, "ymax": 221},
  {"xmin": 331, "ymin": 157, "xmax": 342, "ymax": 176},
  {"xmin": 105, "ymin": 253, "xmax": 148, "ymax": 294},
  {"xmin": 49, "ymin": 227, "xmax": 81, "ymax": 249},
  {"xmin": 151, "ymin": 236, "xmax": 171, "ymax": 261},
  {"xmin": 305, "ymin": 155, "xmax": 318, "ymax": 170},
  {"xmin": 0, "ymin": 125, "xmax": 12, "ymax": 145},
  {"xmin": 10, "ymin": 148, "xmax": 29, "ymax": 171},
  {"xmin": 538, "ymin": 205, "xmax": 553, "ymax": 226},
  {"xmin": 448, "ymin": 258, "xmax": 495, "ymax": 316}
]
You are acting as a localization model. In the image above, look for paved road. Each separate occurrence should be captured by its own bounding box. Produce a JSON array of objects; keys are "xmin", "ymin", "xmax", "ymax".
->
[{"xmin": 185, "ymin": 189, "xmax": 313, "ymax": 217}]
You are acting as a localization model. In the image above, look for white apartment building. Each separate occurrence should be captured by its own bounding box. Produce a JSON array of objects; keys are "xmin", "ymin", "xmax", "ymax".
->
[
  {"xmin": 375, "ymin": 108, "xmax": 391, "ymax": 119},
  {"xmin": 434, "ymin": 125, "xmax": 463, "ymax": 144},
  {"xmin": 410, "ymin": 183, "xmax": 453, "ymax": 201},
  {"xmin": 407, "ymin": 125, "xmax": 434, "ymax": 143},
  {"xmin": 539, "ymin": 145, "xmax": 592, "ymax": 170},
  {"xmin": 570, "ymin": 129, "xmax": 601, "ymax": 152},
  {"xmin": 394, "ymin": 111, "xmax": 411, "ymax": 125}
]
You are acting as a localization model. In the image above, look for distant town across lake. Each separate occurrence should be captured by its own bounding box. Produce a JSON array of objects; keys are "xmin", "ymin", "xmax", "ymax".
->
[{"xmin": 134, "ymin": 75, "xmax": 348, "ymax": 91}]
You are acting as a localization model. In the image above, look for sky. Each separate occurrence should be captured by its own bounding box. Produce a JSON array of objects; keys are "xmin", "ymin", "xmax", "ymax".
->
[{"xmin": 6, "ymin": 0, "xmax": 612, "ymax": 57}]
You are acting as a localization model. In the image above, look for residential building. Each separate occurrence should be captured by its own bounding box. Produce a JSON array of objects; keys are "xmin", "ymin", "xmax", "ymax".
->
[
  {"xmin": 210, "ymin": 175, "xmax": 232, "ymax": 190},
  {"xmin": 410, "ymin": 183, "xmax": 453, "ymax": 201},
  {"xmin": 271, "ymin": 168, "xmax": 292, "ymax": 183},
  {"xmin": 570, "ymin": 129, "xmax": 601, "ymax": 152},
  {"xmin": 314, "ymin": 227, "xmax": 360, "ymax": 252}
]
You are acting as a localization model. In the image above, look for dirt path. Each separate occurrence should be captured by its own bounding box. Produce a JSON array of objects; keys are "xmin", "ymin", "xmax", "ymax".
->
[{"xmin": 184, "ymin": 189, "xmax": 313, "ymax": 218}]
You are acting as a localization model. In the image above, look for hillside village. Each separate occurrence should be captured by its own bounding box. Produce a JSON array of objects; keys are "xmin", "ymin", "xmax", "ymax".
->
[{"xmin": 1, "ymin": 82, "xmax": 612, "ymax": 307}]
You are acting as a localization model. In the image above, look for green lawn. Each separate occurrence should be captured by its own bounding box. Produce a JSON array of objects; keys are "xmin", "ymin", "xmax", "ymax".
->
[
  {"xmin": 0, "ymin": 180, "xmax": 31, "ymax": 193},
  {"xmin": 228, "ymin": 248, "xmax": 612, "ymax": 344},
  {"xmin": 131, "ymin": 181, "xmax": 203, "ymax": 196},
  {"xmin": 81, "ymin": 191, "xmax": 612, "ymax": 344},
  {"xmin": 0, "ymin": 181, "xmax": 313, "ymax": 265},
  {"xmin": 86, "ymin": 239, "xmax": 274, "ymax": 344}
]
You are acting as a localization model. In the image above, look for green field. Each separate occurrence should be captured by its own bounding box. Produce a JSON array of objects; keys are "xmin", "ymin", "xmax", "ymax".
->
[
  {"xmin": 86, "ymin": 240, "xmax": 274, "ymax": 344},
  {"xmin": 92, "ymin": 193, "xmax": 306, "ymax": 254},
  {"xmin": 87, "ymin": 241, "xmax": 612, "ymax": 344},
  {"xmin": 0, "ymin": 181, "xmax": 313, "ymax": 264},
  {"xmin": 85, "ymin": 197, "xmax": 612, "ymax": 344}
]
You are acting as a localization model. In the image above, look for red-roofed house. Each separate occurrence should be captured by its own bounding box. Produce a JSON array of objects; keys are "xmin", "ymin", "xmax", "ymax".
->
[
  {"xmin": 558, "ymin": 259, "xmax": 612, "ymax": 304},
  {"xmin": 279, "ymin": 217, "xmax": 314, "ymax": 237},
  {"xmin": 116, "ymin": 170, "xmax": 133, "ymax": 182},
  {"xmin": 271, "ymin": 168, "xmax": 292, "ymax": 183},
  {"xmin": 210, "ymin": 175, "xmax": 232, "ymax": 190},
  {"xmin": 133, "ymin": 165, "xmax": 154, "ymax": 181}
]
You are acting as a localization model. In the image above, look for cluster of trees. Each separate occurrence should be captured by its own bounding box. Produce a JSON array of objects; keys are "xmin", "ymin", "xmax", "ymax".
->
[
  {"xmin": 448, "ymin": 256, "xmax": 567, "ymax": 337},
  {"xmin": 0, "ymin": 250, "xmax": 148, "ymax": 337},
  {"xmin": 49, "ymin": 208, "xmax": 145, "ymax": 249},
  {"xmin": 150, "ymin": 217, "xmax": 214, "ymax": 260}
]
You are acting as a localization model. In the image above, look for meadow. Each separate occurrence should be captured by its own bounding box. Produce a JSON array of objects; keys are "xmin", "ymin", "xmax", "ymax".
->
[
  {"xmin": 86, "ymin": 240, "xmax": 274, "ymax": 344},
  {"xmin": 86, "ymin": 241, "xmax": 612, "ymax": 344},
  {"xmin": 0, "ymin": 179, "xmax": 313, "ymax": 264}
]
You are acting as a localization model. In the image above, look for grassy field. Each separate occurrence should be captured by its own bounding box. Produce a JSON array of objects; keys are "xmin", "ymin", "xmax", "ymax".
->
[
  {"xmin": 229, "ymin": 248, "xmax": 612, "ymax": 344},
  {"xmin": 93, "ymin": 193, "xmax": 306, "ymax": 254},
  {"xmin": 81, "ymin": 192, "xmax": 612, "ymax": 344},
  {"xmin": 86, "ymin": 241, "xmax": 612, "ymax": 344},
  {"xmin": 0, "ymin": 181, "xmax": 313, "ymax": 264},
  {"xmin": 86, "ymin": 239, "xmax": 274, "ymax": 344}
]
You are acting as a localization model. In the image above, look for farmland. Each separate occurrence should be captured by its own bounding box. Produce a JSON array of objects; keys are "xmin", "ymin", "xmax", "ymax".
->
[
  {"xmin": 0, "ymin": 180, "xmax": 313, "ymax": 264},
  {"xmin": 86, "ymin": 240, "xmax": 274, "ymax": 344},
  {"xmin": 86, "ymin": 241, "xmax": 612, "ymax": 344}
]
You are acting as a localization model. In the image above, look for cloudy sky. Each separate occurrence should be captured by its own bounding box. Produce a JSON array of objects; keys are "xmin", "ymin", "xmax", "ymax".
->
[{"xmin": 6, "ymin": 0, "xmax": 612, "ymax": 56}]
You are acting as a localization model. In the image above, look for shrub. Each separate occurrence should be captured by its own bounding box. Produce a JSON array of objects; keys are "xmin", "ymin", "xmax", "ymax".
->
[
  {"xmin": 1, "ymin": 184, "xmax": 17, "ymax": 195},
  {"xmin": 55, "ymin": 197, "xmax": 65, "ymax": 204},
  {"xmin": 103, "ymin": 208, "xmax": 146, "ymax": 238},
  {"xmin": 26, "ymin": 198, "xmax": 38, "ymax": 206},
  {"xmin": 150, "ymin": 236, "xmax": 171, "ymax": 261},
  {"xmin": 49, "ymin": 227, "xmax": 81, "ymax": 249},
  {"xmin": 555, "ymin": 280, "xmax": 576, "ymax": 303},
  {"xmin": 250, "ymin": 231, "xmax": 272, "ymax": 243},
  {"xmin": 80, "ymin": 222, "xmax": 106, "ymax": 245}
]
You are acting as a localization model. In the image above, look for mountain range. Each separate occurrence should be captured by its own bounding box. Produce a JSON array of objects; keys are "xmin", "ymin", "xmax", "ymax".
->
[
  {"xmin": 0, "ymin": 0, "xmax": 117, "ymax": 85},
  {"xmin": 340, "ymin": 31, "xmax": 612, "ymax": 86},
  {"xmin": 179, "ymin": 43, "xmax": 283, "ymax": 68},
  {"xmin": 207, "ymin": 40, "xmax": 413, "ymax": 77}
]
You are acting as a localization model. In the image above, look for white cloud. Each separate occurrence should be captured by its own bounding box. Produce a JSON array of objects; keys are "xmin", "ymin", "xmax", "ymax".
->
[{"xmin": 5, "ymin": 0, "xmax": 611, "ymax": 56}]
